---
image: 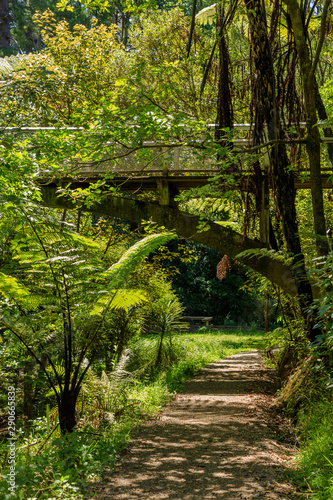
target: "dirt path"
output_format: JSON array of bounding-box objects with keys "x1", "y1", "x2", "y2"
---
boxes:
[{"x1": 90, "y1": 351, "x2": 298, "y2": 500}]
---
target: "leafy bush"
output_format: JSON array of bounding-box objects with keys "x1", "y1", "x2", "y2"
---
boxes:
[{"x1": 0, "y1": 427, "x2": 128, "y2": 500}]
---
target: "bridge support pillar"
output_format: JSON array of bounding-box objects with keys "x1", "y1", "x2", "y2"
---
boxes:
[{"x1": 157, "y1": 179, "x2": 178, "y2": 208}]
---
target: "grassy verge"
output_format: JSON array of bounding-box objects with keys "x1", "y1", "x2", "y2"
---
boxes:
[
  {"x1": 293, "y1": 399, "x2": 333, "y2": 499},
  {"x1": 0, "y1": 329, "x2": 265, "y2": 499},
  {"x1": 128, "y1": 329, "x2": 265, "y2": 394},
  {"x1": 275, "y1": 352, "x2": 333, "y2": 499}
]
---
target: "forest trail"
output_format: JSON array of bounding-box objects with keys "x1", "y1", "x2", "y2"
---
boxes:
[{"x1": 89, "y1": 351, "x2": 299, "y2": 500}]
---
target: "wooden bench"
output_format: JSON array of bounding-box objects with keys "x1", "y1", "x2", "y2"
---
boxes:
[{"x1": 181, "y1": 316, "x2": 213, "y2": 327}]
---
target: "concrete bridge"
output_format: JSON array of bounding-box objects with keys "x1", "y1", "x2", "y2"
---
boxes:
[{"x1": 5, "y1": 123, "x2": 331, "y2": 298}]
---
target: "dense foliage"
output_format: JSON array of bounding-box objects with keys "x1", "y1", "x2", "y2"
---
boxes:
[{"x1": 1, "y1": 0, "x2": 333, "y2": 498}]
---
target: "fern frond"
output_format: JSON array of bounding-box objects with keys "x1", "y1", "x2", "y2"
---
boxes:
[
  {"x1": 0, "y1": 272, "x2": 30, "y2": 302},
  {"x1": 46, "y1": 364, "x2": 65, "y2": 379},
  {"x1": 104, "y1": 233, "x2": 176, "y2": 287},
  {"x1": 82, "y1": 350, "x2": 135, "y2": 418},
  {"x1": 109, "y1": 349, "x2": 133, "y2": 381},
  {"x1": 0, "y1": 57, "x2": 14, "y2": 77},
  {"x1": 90, "y1": 288, "x2": 146, "y2": 316},
  {"x1": 196, "y1": 4, "x2": 217, "y2": 25},
  {"x1": 235, "y1": 248, "x2": 293, "y2": 265},
  {"x1": 45, "y1": 385, "x2": 64, "y2": 398},
  {"x1": 0, "y1": 54, "x2": 32, "y2": 78}
]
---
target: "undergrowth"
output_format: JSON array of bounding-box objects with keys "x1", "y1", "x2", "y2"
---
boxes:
[
  {"x1": 294, "y1": 399, "x2": 333, "y2": 499},
  {"x1": 276, "y1": 348, "x2": 333, "y2": 499},
  {"x1": 0, "y1": 329, "x2": 264, "y2": 499}
]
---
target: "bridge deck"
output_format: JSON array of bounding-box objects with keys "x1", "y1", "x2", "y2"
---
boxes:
[
  {"x1": 5, "y1": 124, "x2": 333, "y2": 191},
  {"x1": 42, "y1": 171, "x2": 333, "y2": 191}
]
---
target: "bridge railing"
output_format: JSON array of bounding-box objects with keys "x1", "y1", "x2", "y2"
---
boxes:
[{"x1": 2, "y1": 123, "x2": 332, "y2": 177}]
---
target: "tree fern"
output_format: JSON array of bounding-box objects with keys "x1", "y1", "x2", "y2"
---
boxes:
[{"x1": 0, "y1": 196, "x2": 176, "y2": 433}]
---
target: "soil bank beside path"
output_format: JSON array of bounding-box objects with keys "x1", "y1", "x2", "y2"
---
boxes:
[{"x1": 90, "y1": 350, "x2": 299, "y2": 500}]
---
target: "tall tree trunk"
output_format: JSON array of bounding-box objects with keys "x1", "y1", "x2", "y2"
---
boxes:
[
  {"x1": 244, "y1": 0, "x2": 315, "y2": 334},
  {"x1": 215, "y1": 9, "x2": 234, "y2": 175},
  {"x1": 283, "y1": 0, "x2": 330, "y2": 257},
  {"x1": 215, "y1": 32, "x2": 233, "y2": 136},
  {"x1": 315, "y1": 80, "x2": 333, "y2": 166},
  {"x1": 0, "y1": 0, "x2": 10, "y2": 50}
]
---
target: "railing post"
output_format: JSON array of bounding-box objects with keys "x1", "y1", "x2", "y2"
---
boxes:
[
  {"x1": 162, "y1": 147, "x2": 169, "y2": 176},
  {"x1": 173, "y1": 147, "x2": 180, "y2": 170}
]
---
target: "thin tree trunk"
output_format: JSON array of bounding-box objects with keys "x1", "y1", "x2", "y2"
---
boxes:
[
  {"x1": 0, "y1": 0, "x2": 10, "y2": 49},
  {"x1": 155, "y1": 329, "x2": 165, "y2": 367}
]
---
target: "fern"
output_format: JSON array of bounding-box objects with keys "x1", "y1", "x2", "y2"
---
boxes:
[
  {"x1": 88, "y1": 233, "x2": 176, "y2": 317},
  {"x1": 0, "y1": 54, "x2": 28, "y2": 78},
  {"x1": 0, "y1": 195, "x2": 177, "y2": 433},
  {"x1": 82, "y1": 350, "x2": 135, "y2": 423},
  {"x1": 235, "y1": 247, "x2": 294, "y2": 265},
  {"x1": 196, "y1": 4, "x2": 217, "y2": 25},
  {"x1": 0, "y1": 58, "x2": 14, "y2": 78},
  {"x1": 46, "y1": 364, "x2": 66, "y2": 379},
  {"x1": 104, "y1": 232, "x2": 177, "y2": 287},
  {"x1": 0, "y1": 272, "x2": 30, "y2": 301},
  {"x1": 11, "y1": 227, "x2": 101, "y2": 265},
  {"x1": 90, "y1": 289, "x2": 147, "y2": 316},
  {"x1": 0, "y1": 272, "x2": 43, "y2": 310}
]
